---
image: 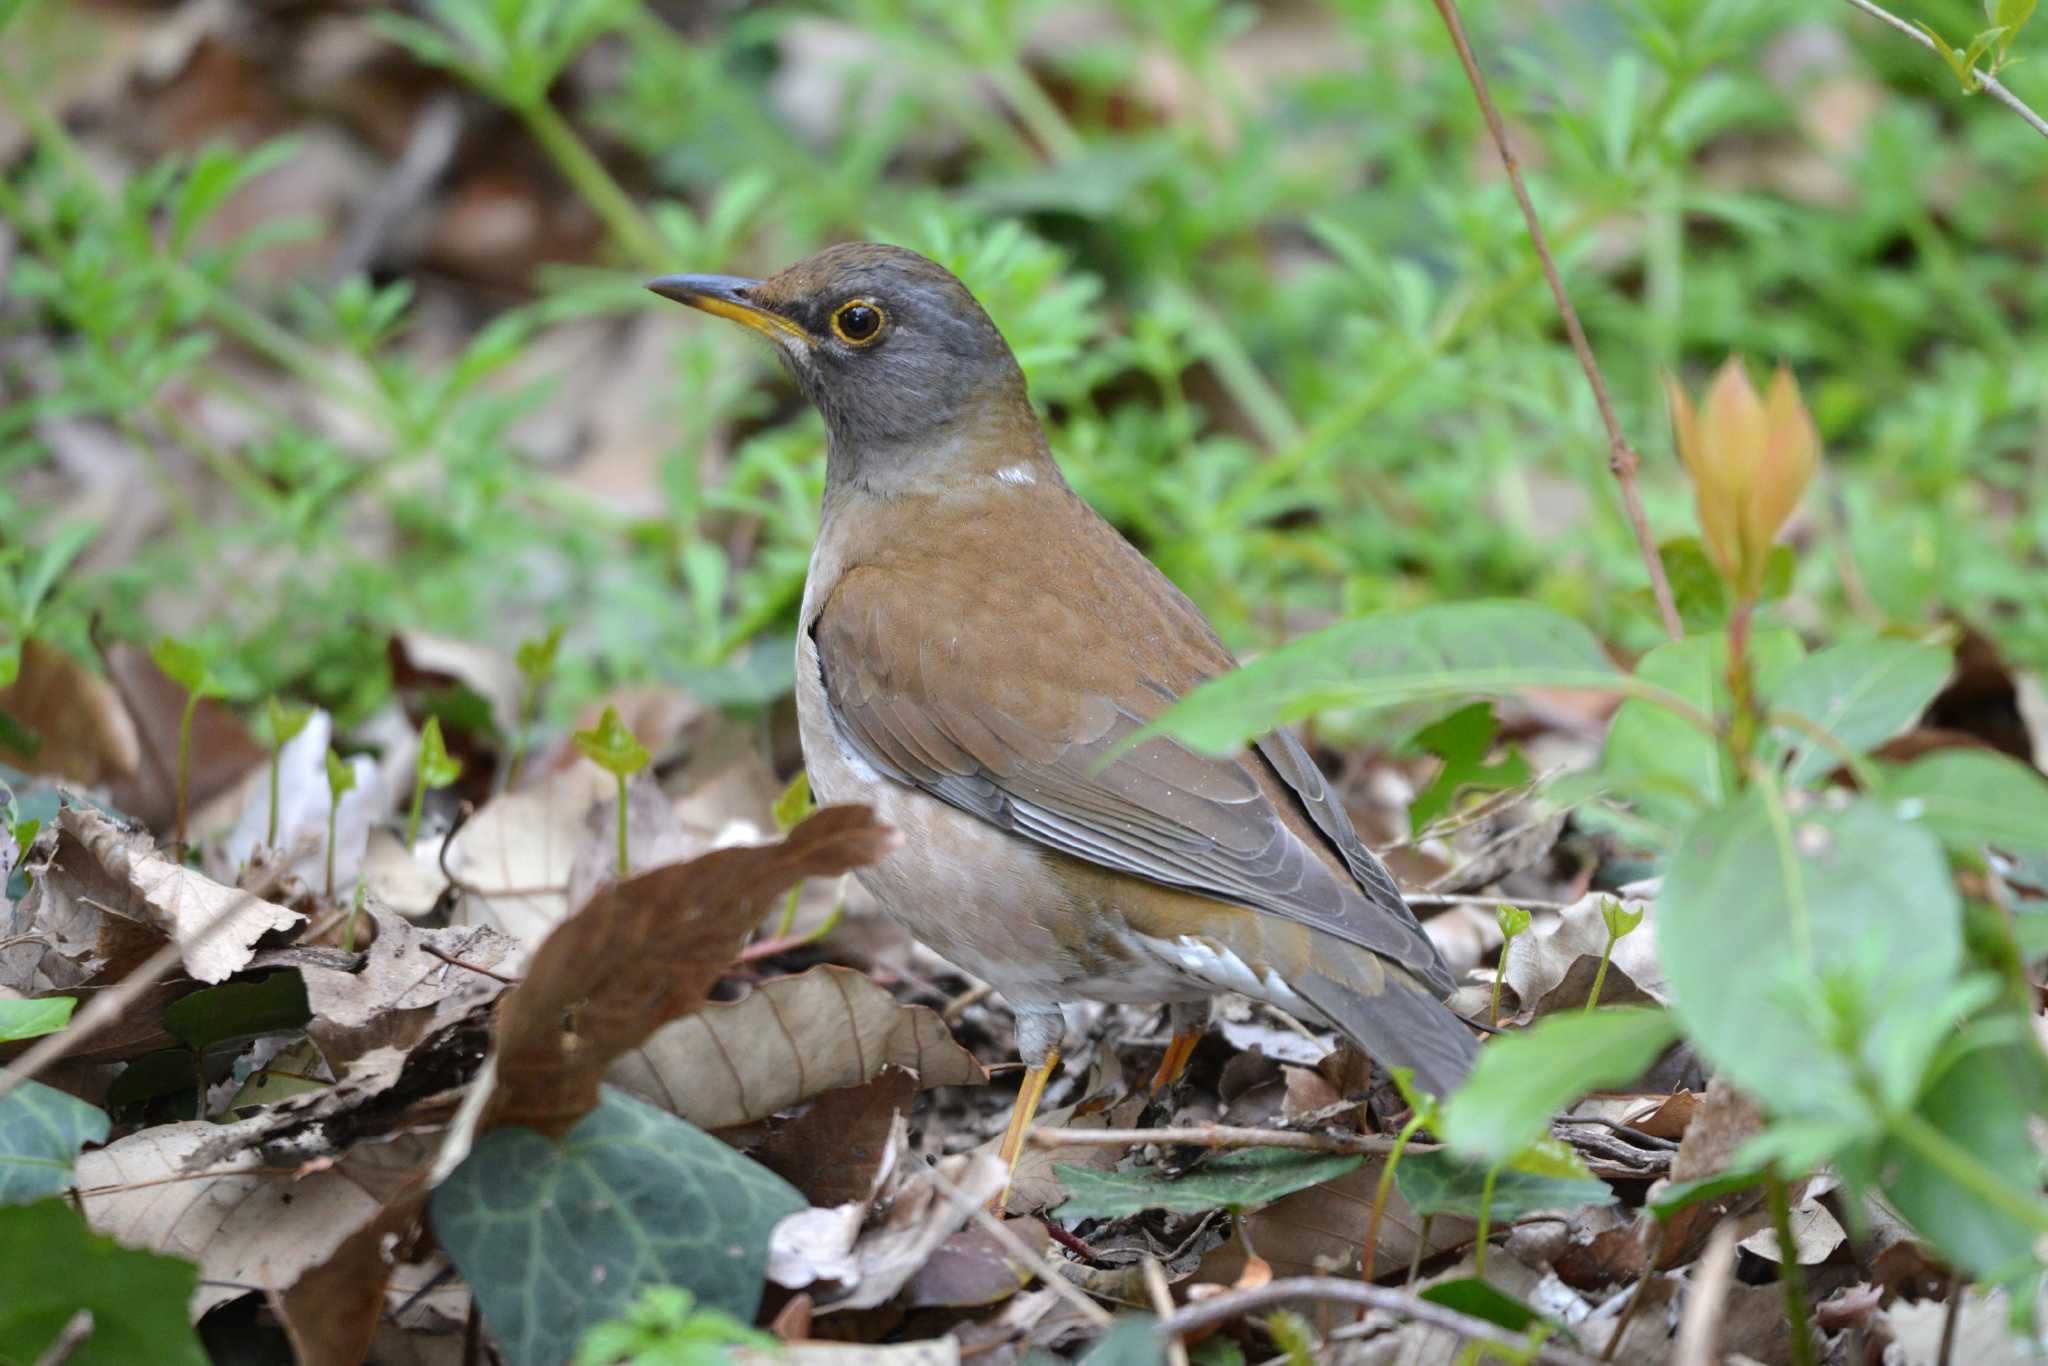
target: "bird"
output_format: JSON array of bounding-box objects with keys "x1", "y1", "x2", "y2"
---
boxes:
[{"x1": 649, "y1": 243, "x2": 1478, "y2": 1193}]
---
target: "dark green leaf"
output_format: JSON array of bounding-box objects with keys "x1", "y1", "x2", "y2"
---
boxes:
[
  {"x1": 0, "y1": 1082, "x2": 108, "y2": 1205},
  {"x1": 1660, "y1": 792, "x2": 1964, "y2": 1130},
  {"x1": 1418, "y1": 1277, "x2": 1545, "y2": 1333},
  {"x1": 1880, "y1": 749, "x2": 2048, "y2": 857},
  {"x1": 0, "y1": 997, "x2": 73, "y2": 1044},
  {"x1": 1649, "y1": 1169, "x2": 1767, "y2": 1222},
  {"x1": 1054, "y1": 1147, "x2": 1362, "y2": 1219},
  {"x1": 161, "y1": 971, "x2": 309, "y2": 1055},
  {"x1": 1405, "y1": 702, "x2": 1531, "y2": 833},
  {"x1": 1147, "y1": 602, "x2": 1631, "y2": 757},
  {"x1": 1441, "y1": 1008, "x2": 1678, "y2": 1163},
  {"x1": 1078, "y1": 1317, "x2": 1168, "y2": 1366},
  {"x1": 432, "y1": 1088, "x2": 806, "y2": 1366},
  {"x1": 1393, "y1": 1149, "x2": 1613, "y2": 1221},
  {"x1": 1765, "y1": 639, "x2": 1951, "y2": 785},
  {"x1": 0, "y1": 1200, "x2": 206, "y2": 1365}
]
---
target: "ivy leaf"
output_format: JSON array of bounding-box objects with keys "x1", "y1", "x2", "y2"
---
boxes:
[
  {"x1": 1405, "y1": 701, "x2": 1530, "y2": 834},
  {"x1": 0, "y1": 1082, "x2": 109, "y2": 1205},
  {"x1": 1393, "y1": 1148, "x2": 1613, "y2": 1221}
]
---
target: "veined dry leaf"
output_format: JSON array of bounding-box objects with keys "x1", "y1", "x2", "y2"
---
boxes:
[
  {"x1": 0, "y1": 639, "x2": 140, "y2": 785},
  {"x1": 295, "y1": 908, "x2": 516, "y2": 1068},
  {"x1": 609, "y1": 963, "x2": 985, "y2": 1129},
  {"x1": 443, "y1": 762, "x2": 610, "y2": 951},
  {"x1": 483, "y1": 805, "x2": 899, "y2": 1137},
  {"x1": 76, "y1": 1124, "x2": 426, "y2": 1318},
  {"x1": 754, "y1": 1065, "x2": 919, "y2": 1207},
  {"x1": 273, "y1": 1181, "x2": 430, "y2": 1366},
  {"x1": 29, "y1": 806, "x2": 301, "y2": 985}
]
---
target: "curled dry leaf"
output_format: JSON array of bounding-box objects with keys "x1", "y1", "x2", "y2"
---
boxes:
[
  {"x1": 484, "y1": 804, "x2": 900, "y2": 1137},
  {"x1": 1196, "y1": 1155, "x2": 1473, "y2": 1286},
  {"x1": 609, "y1": 963, "x2": 985, "y2": 1130},
  {"x1": 273, "y1": 1181, "x2": 430, "y2": 1366},
  {"x1": 443, "y1": 762, "x2": 610, "y2": 951},
  {"x1": 17, "y1": 806, "x2": 301, "y2": 987},
  {"x1": 294, "y1": 907, "x2": 517, "y2": 1068},
  {"x1": 75, "y1": 1123, "x2": 428, "y2": 1318}
]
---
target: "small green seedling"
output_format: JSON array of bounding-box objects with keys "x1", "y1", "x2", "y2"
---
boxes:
[
  {"x1": 1915, "y1": 0, "x2": 2035, "y2": 93},
  {"x1": 509, "y1": 625, "x2": 564, "y2": 787},
  {"x1": 1585, "y1": 899, "x2": 1646, "y2": 1013},
  {"x1": 405, "y1": 716, "x2": 463, "y2": 848},
  {"x1": 323, "y1": 748, "x2": 358, "y2": 903},
  {"x1": 1491, "y1": 903, "x2": 1531, "y2": 1027},
  {"x1": 152, "y1": 636, "x2": 223, "y2": 853},
  {"x1": 260, "y1": 696, "x2": 314, "y2": 849},
  {"x1": 1364, "y1": 1067, "x2": 1443, "y2": 1283},
  {"x1": 572, "y1": 705, "x2": 650, "y2": 877},
  {"x1": 769, "y1": 769, "x2": 815, "y2": 938}
]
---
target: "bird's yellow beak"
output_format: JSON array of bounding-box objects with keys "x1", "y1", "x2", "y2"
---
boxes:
[{"x1": 646, "y1": 273, "x2": 812, "y2": 345}]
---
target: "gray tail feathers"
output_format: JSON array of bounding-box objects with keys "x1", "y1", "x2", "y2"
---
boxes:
[{"x1": 1296, "y1": 965, "x2": 1481, "y2": 1099}]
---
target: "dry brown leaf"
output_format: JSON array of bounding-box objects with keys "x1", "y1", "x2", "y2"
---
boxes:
[
  {"x1": 443, "y1": 762, "x2": 610, "y2": 950},
  {"x1": 1500, "y1": 892, "x2": 1664, "y2": 1016},
  {"x1": 296, "y1": 909, "x2": 517, "y2": 1068},
  {"x1": 754, "y1": 1065, "x2": 920, "y2": 1207},
  {"x1": 609, "y1": 963, "x2": 985, "y2": 1130},
  {"x1": 901, "y1": 1221, "x2": 1044, "y2": 1309},
  {"x1": 0, "y1": 639, "x2": 140, "y2": 785},
  {"x1": 273, "y1": 1182, "x2": 429, "y2": 1366},
  {"x1": 1738, "y1": 1194, "x2": 1845, "y2": 1265},
  {"x1": 484, "y1": 805, "x2": 899, "y2": 1137},
  {"x1": 23, "y1": 805, "x2": 302, "y2": 985},
  {"x1": 388, "y1": 631, "x2": 522, "y2": 740},
  {"x1": 1198, "y1": 1156, "x2": 1473, "y2": 1285},
  {"x1": 101, "y1": 640, "x2": 266, "y2": 833},
  {"x1": 76, "y1": 1125, "x2": 425, "y2": 1318}
]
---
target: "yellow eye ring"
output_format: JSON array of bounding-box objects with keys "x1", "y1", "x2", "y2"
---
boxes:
[{"x1": 831, "y1": 299, "x2": 886, "y2": 345}]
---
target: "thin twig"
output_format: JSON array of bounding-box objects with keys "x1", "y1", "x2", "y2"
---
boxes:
[
  {"x1": 32, "y1": 1310, "x2": 93, "y2": 1366},
  {"x1": 923, "y1": 1161, "x2": 1116, "y2": 1329},
  {"x1": 1405, "y1": 891, "x2": 1577, "y2": 914},
  {"x1": 1157, "y1": 1276, "x2": 1599, "y2": 1365},
  {"x1": 1142, "y1": 1259, "x2": 1190, "y2": 1366},
  {"x1": 1025, "y1": 1125, "x2": 1427, "y2": 1155},
  {"x1": 1935, "y1": 1270, "x2": 1965, "y2": 1366},
  {"x1": 1428, "y1": 0, "x2": 1683, "y2": 641},
  {"x1": 1596, "y1": 1224, "x2": 1664, "y2": 1362},
  {"x1": 1836, "y1": 0, "x2": 2048, "y2": 141},
  {"x1": 418, "y1": 942, "x2": 521, "y2": 985}
]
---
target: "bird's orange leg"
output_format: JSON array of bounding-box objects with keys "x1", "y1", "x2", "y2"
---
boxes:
[
  {"x1": 1148, "y1": 1030, "x2": 1202, "y2": 1094},
  {"x1": 993, "y1": 1045, "x2": 1060, "y2": 1213}
]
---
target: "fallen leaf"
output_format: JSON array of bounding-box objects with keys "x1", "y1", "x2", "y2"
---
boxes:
[
  {"x1": 26, "y1": 805, "x2": 302, "y2": 985},
  {"x1": 76, "y1": 1123, "x2": 423, "y2": 1318},
  {"x1": 272, "y1": 1181, "x2": 429, "y2": 1366},
  {"x1": 1738, "y1": 1194, "x2": 1845, "y2": 1265},
  {"x1": 388, "y1": 631, "x2": 522, "y2": 741},
  {"x1": 443, "y1": 762, "x2": 610, "y2": 951},
  {"x1": 610, "y1": 963, "x2": 985, "y2": 1130},
  {"x1": 1198, "y1": 1156, "x2": 1474, "y2": 1284},
  {"x1": 294, "y1": 908, "x2": 517, "y2": 1068},
  {"x1": 484, "y1": 805, "x2": 899, "y2": 1137},
  {"x1": 1500, "y1": 892, "x2": 1664, "y2": 1016},
  {"x1": 0, "y1": 639, "x2": 140, "y2": 786},
  {"x1": 753, "y1": 1065, "x2": 919, "y2": 1207}
]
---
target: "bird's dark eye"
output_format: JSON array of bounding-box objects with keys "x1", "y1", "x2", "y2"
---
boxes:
[{"x1": 831, "y1": 299, "x2": 885, "y2": 344}]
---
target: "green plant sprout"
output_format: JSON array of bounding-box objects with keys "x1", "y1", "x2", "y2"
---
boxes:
[
  {"x1": 1584, "y1": 900, "x2": 1646, "y2": 1014},
  {"x1": 1491, "y1": 903, "x2": 1530, "y2": 1027},
  {"x1": 1916, "y1": 0, "x2": 2037, "y2": 93},
  {"x1": 150, "y1": 636, "x2": 223, "y2": 853},
  {"x1": 259, "y1": 696, "x2": 313, "y2": 848},
  {"x1": 571, "y1": 1285, "x2": 776, "y2": 1366},
  {"x1": 509, "y1": 625, "x2": 564, "y2": 787},
  {"x1": 768, "y1": 769, "x2": 814, "y2": 939},
  {"x1": 323, "y1": 748, "x2": 357, "y2": 903},
  {"x1": 1364, "y1": 1068, "x2": 1440, "y2": 1284},
  {"x1": 572, "y1": 705, "x2": 650, "y2": 878},
  {"x1": 405, "y1": 716, "x2": 463, "y2": 848}
]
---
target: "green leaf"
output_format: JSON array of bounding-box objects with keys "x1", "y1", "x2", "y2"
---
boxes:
[
  {"x1": 572, "y1": 705, "x2": 651, "y2": 778},
  {"x1": 261, "y1": 695, "x2": 313, "y2": 750},
  {"x1": 1649, "y1": 1168, "x2": 1767, "y2": 1222},
  {"x1": 1440, "y1": 1008, "x2": 1679, "y2": 1164},
  {"x1": 772, "y1": 769, "x2": 814, "y2": 834},
  {"x1": 149, "y1": 636, "x2": 213, "y2": 696},
  {"x1": 1660, "y1": 791, "x2": 1964, "y2": 1130},
  {"x1": 1496, "y1": 903, "x2": 1531, "y2": 940},
  {"x1": 1078, "y1": 1317, "x2": 1169, "y2": 1366},
  {"x1": 432, "y1": 1088, "x2": 806, "y2": 1366},
  {"x1": 0, "y1": 1200, "x2": 206, "y2": 1365},
  {"x1": 417, "y1": 716, "x2": 463, "y2": 789},
  {"x1": 1405, "y1": 702, "x2": 1531, "y2": 834},
  {"x1": 516, "y1": 625, "x2": 566, "y2": 683},
  {"x1": 161, "y1": 971, "x2": 309, "y2": 1056},
  {"x1": 571, "y1": 1286, "x2": 777, "y2": 1366},
  {"x1": 1418, "y1": 1277, "x2": 1546, "y2": 1334},
  {"x1": 16, "y1": 522, "x2": 96, "y2": 625},
  {"x1": 1393, "y1": 1149, "x2": 1613, "y2": 1221},
  {"x1": 0, "y1": 997, "x2": 74, "y2": 1044},
  {"x1": 0, "y1": 1082, "x2": 108, "y2": 1205},
  {"x1": 1994, "y1": 0, "x2": 2036, "y2": 33},
  {"x1": 1879, "y1": 749, "x2": 2048, "y2": 857},
  {"x1": 1599, "y1": 627, "x2": 1803, "y2": 825},
  {"x1": 324, "y1": 749, "x2": 357, "y2": 798},
  {"x1": 1147, "y1": 602, "x2": 1635, "y2": 757},
  {"x1": 1600, "y1": 899, "x2": 1645, "y2": 941},
  {"x1": 1053, "y1": 1147, "x2": 1362, "y2": 1219},
  {"x1": 1765, "y1": 639, "x2": 1951, "y2": 785},
  {"x1": 1656, "y1": 536, "x2": 1731, "y2": 631}
]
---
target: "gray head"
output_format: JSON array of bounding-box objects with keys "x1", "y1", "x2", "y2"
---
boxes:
[{"x1": 649, "y1": 244, "x2": 1035, "y2": 473}]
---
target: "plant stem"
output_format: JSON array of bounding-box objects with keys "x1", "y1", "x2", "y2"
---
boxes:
[
  {"x1": 1765, "y1": 1172, "x2": 1818, "y2": 1366},
  {"x1": 517, "y1": 95, "x2": 663, "y2": 266},
  {"x1": 1427, "y1": 0, "x2": 1683, "y2": 642},
  {"x1": 325, "y1": 796, "x2": 339, "y2": 903},
  {"x1": 174, "y1": 694, "x2": 198, "y2": 855},
  {"x1": 772, "y1": 886, "x2": 802, "y2": 940},
  {"x1": 267, "y1": 748, "x2": 282, "y2": 848},
  {"x1": 1364, "y1": 1112, "x2": 1429, "y2": 1282},
  {"x1": 343, "y1": 879, "x2": 366, "y2": 953},
  {"x1": 406, "y1": 764, "x2": 428, "y2": 849},
  {"x1": 614, "y1": 772, "x2": 629, "y2": 877},
  {"x1": 1836, "y1": 0, "x2": 2048, "y2": 141},
  {"x1": 1584, "y1": 931, "x2": 1616, "y2": 1013},
  {"x1": 1474, "y1": 1161, "x2": 1500, "y2": 1276},
  {"x1": 1726, "y1": 598, "x2": 1759, "y2": 782}
]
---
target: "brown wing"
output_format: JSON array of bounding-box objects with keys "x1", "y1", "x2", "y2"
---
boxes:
[{"x1": 808, "y1": 508, "x2": 1453, "y2": 998}]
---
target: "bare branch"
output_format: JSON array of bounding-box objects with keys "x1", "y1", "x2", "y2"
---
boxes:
[
  {"x1": 1428, "y1": 0, "x2": 1685, "y2": 641},
  {"x1": 1025, "y1": 1124, "x2": 1428, "y2": 1155}
]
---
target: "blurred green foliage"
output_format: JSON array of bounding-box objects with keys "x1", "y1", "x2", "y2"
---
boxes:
[{"x1": 1, "y1": 0, "x2": 2044, "y2": 729}]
